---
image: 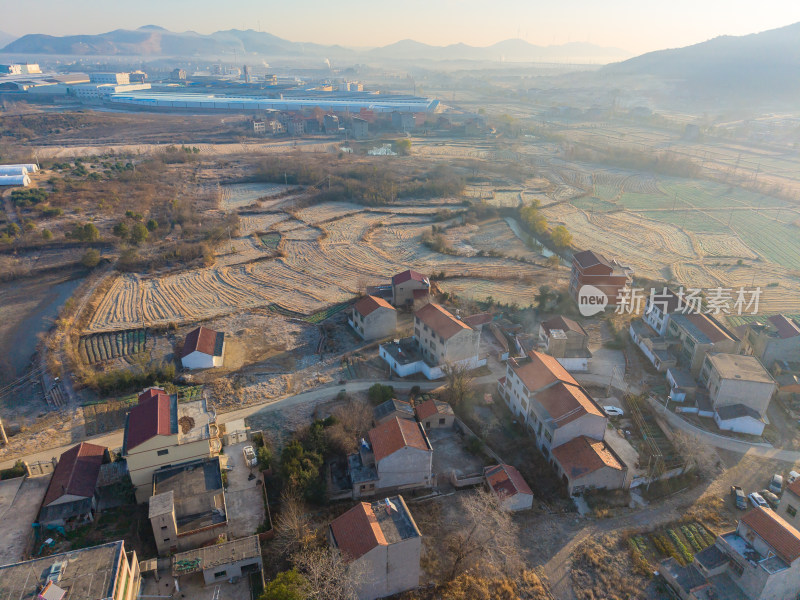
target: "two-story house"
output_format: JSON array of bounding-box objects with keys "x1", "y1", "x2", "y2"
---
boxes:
[
  {"x1": 700, "y1": 353, "x2": 777, "y2": 419},
  {"x1": 123, "y1": 387, "x2": 221, "y2": 503},
  {"x1": 538, "y1": 315, "x2": 592, "y2": 371},
  {"x1": 414, "y1": 303, "x2": 481, "y2": 367},
  {"x1": 329, "y1": 496, "x2": 422, "y2": 600},
  {"x1": 663, "y1": 506, "x2": 800, "y2": 600},
  {"x1": 741, "y1": 315, "x2": 800, "y2": 369},
  {"x1": 568, "y1": 249, "x2": 633, "y2": 306},
  {"x1": 379, "y1": 303, "x2": 485, "y2": 379},
  {"x1": 391, "y1": 270, "x2": 430, "y2": 307},
  {"x1": 498, "y1": 350, "x2": 626, "y2": 494},
  {"x1": 349, "y1": 295, "x2": 397, "y2": 341},
  {"x1": 500, "y1": 351, "x2": 607, "y2": 455},
  {"x1": 347, "y1": 417, "x2": 433, "y2": 498},
  {"x1": 668, "y1": 312, "x2": 741, "y2": 377}
]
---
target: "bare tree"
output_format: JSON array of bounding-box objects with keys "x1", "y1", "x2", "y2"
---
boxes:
[
  {"x1": 274, "y1": 488, "x2": 315, "y2": 557},
  {"x1": 442, "y1": 361, "x2": 474, "y2": 407},
  {"x1": 671, "y1": 430, "x2": 722, "y2": 478},
  {"x1": 444, "y1": 488, "x2": 522, "y2": 581},
  {"x1": 292, "y1": 545, "x2": 365, "y2": 600}
]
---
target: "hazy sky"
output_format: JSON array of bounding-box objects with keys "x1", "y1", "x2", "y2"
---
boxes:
[{"x1": 5, "y1": 0, "x2": 800, "y2": 54}]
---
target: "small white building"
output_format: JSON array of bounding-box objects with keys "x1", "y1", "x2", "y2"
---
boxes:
[
  {"x1": 714, "y1": 404, "x2": 765, "y2": 436},
  {"x1": 181, "y1": 326, "x2": 225, "y2": 369},
  {"x1": 484, "y1": 464, "x2": 534, "y2": 511}
]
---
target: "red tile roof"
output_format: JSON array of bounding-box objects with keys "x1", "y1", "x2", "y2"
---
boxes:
[
  {"x1": 552, "y1": 436, "x2": 624, "y2": 480},
  {"x1": 511, "y1": 350, "x2": 578, "y2": 392},
  {"x1": 125, "y1": 388, "x2": 173, "y2": 451},
  {"x1": 572, "y1": 250, "x2": 611, "y2": 270},
  {"x1": 769, "y1": 315, "x2": 800, "y2": 339},
  {"x1": 43, "y1": 442, "x2": 106, "y2": 506},
  {"x1": 686, "y1": 313, "x2": 734, "y2": 343},
  {"x1": 392, "y1": 269, "x2": 428, "y2": 285},
  {"x1": 537, "y1": 382, "x2": 604, "y2": 425},
  {"x1": 741, "y1": 506, "x2": 800, "y2": 563},
  {"x1": 354, "y1": 295, "x2": 394, "y2": 317},
  {"x1": 415, "y1": 303, "x2": 472, "y2": 340},
  {"x1": 541, "y1": 315, "x2": 587, "y2": 337},
  {"x1": 464, "y1": 313, "x2": 493, "y2": 329},
  {"x1": 485, "y1": 464, "x2": 533, "y2": 498},
  {"x1": 182, "y1": 326, "x2": 223, "y2": 358},
  {"x1": 330, "y1": 502, "x2": 385, "y2": 560},
  {"x1": 414, "y1": 399, "x2": 454, "y2": 421},
  {"x1": 369, "y1": 417, "x2": 430, "y2": 462}
]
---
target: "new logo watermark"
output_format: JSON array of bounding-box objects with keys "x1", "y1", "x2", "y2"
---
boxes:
[{"x1": 577, "y1": 285, "x2": 608, "y2": 317}]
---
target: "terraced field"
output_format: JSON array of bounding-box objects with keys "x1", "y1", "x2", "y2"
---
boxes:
[
  {"x1": 79, "y1": 329, "x2": 147, "y2": 364},
  {"x1": 86, "y1": 200, "x2": 559, "y2": 332}
]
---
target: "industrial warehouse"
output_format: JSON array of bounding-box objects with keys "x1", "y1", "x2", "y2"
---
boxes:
[{"x1": 107, "y1": 91, "x2": 439, "y2": 113}]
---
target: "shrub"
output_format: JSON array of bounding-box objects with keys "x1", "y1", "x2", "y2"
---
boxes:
[
  {"x1": 367, "y1": 383, "x2": 394, "y2": 405},
  {"x1": 41, "y1": 228, "x2": 53, "y2": 240},
  {"x1": 0, "y1": 460, "x2": 25, "y2": 480},
  {"x1": 81, "y1": 249, "x2": 101, "y2": 268}
]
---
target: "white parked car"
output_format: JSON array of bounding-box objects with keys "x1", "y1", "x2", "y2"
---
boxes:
[
  {"x1": 242, "y1": 445, "x2": 257, "y2": 468},
  {"x1": 604, "y1": 406, "x2": 624, "y2": 417},
  {"x1": 749, "y1": 492, "x2": 769, "y2": 508}
]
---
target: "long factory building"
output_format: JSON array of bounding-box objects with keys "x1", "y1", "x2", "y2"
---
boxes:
[{"x1": 108, "y1": 91, "x2": 440, "y2": 114}]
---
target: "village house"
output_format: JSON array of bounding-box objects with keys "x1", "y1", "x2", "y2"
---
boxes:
[
  {"x1": 568, "y1": 249, "x2": 633, "y2": 306},
  {"x1": 148, "y1": 457, "x2": 227, "y2": 555},
  {"x1": 170, "y1": 535, "x2": 263, "y2": 587},
  {"x1": 391, "y1": 270, "x2": 430, "y2": 307},
  {"x1": 741, "y1": 315, "x2": 800, "y2": 368},
  {"x1": 714, "y1": 404, "x2": 766, "y2": 436},
  {"x1": 414, "y1": 398, "x2": 455, "y2": 430},
  {"x1": 629, "y1": 319, "x2": 678, "y2": 373},
  {"x1": 499, "y1": 351, "x2": 607, "y2": 457},
  {"x1": 37, "y1": 442, "x2": 109, "y2": 528},
  {"x1": 347, "y1": 417, "x2": 433, "y2": 498},
  {"x1": 538, "y1": 315, "x2": 592, "y2": 371},
  {"x1": 643, "y1": 287, "x2": 685, "y2": 336},
  {"x1": 484, "y1": 463, "x2": 534, "y2": 511},
  {"x1": 551, "y1": 435, "x2": 628, "y2": 495},
  {"x1": 328, "y1": 496, "x2": 422, "y2": 600},
  {"x1": 0, "y1": 540, "x2": 141, "y2": 600},
  {"x1": 181, "y1": 326, "x2": 225, "y2": 369},
  {"x1": 668, "y1": 312, "x2": 741, "y2": 377},
  {"x1": 373, "y1": 398, "x2": 415, "y2": 425},
  {"x1": 379, "y1": 303, "x2": 485, "y2": 380},
  {"x1": 349, "y1": 295, "x2": 397, "y2": 341},
  {"x1": 662, "y1": 506, "x2": 800, "y2": 600},
  {"x1": 498, "y1": 350, "x2": 627, "y2": 494},
  {"x1": 700, "y1": 353, "x2": 777, "y2": 419},
  {"x1": 123, "y1": 387, "x2": 221, "y2": 503}
]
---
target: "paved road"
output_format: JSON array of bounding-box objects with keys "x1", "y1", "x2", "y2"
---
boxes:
[
  {"x1": 0, "y1": 378, "x2": 447, "y2": 470},
  {"x1": 645, "y1": 395, "x2": 800, "y2": 462}
]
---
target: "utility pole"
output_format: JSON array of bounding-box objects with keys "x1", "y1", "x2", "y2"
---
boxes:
[{"x1": 0, "y1": 417, "x2": 8, "y2": 446}]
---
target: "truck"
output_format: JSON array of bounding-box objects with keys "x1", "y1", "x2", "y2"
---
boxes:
[{"x1": 731, "y1": 485, "x2": 747, "y2": 510}]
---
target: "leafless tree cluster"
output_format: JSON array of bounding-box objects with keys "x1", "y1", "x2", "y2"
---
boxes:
[
  {"x1": 671, "y1": 430, "x2": 722, "y2": 478},
  {"x1": 442, "y1": 362, "x2": 474, "y2": 407},
  {"x1": 274, "y1": 489, "x2": 366, "y2": 599},
  {"x1": 443, "y1": 488, "x2": 523, "y2": 581}
]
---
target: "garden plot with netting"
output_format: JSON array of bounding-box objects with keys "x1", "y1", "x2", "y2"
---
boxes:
[{"x1": 79, "y1": 329, "x2": 148, "y2": 364}]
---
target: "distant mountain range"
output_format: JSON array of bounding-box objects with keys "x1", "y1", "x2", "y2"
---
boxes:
[
  {"x1": 1, "y1": 26, "x2": 630, "y2": 63},
  {"x1": 0, "y1": 31, "x2": 17, "y2": 48},
  {"x1": 601, "y1": 22, "x2": 800, "y2": 99}
]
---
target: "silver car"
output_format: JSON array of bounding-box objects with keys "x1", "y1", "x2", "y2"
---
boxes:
[{"x1": 242, "y1": 445, "x2": 257, "y2": 467}]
